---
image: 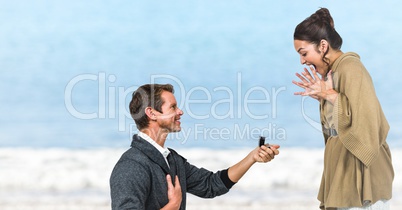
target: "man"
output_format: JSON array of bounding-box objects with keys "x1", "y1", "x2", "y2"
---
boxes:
[{"x1": 110, "y1": 84, "x2": 280, "y2": 210}]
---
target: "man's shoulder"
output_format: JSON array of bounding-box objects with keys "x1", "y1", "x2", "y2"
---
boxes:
[
  {"x1": 119, "y1": 147, "x2": 149, "y2": 163},
  {"x1": 168, "y1": 148, "x2": 187, "y2": 162},
  {"x1": 111, "y1": 147, "x2": 152, "y2": 176}
]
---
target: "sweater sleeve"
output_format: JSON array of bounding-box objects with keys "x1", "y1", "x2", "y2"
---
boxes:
[
  {"x1": 110, "y1": 157, "x2": 150, "y2": 210},
  {"x1": 333, "y1": 55, "x2": 389, "y2": 167},
  {"x1": 219, "y1": 168, "x2": 236, "y2": 189},
  {"x1": 184, "y1": 161, "x2": 231, "y2": 198}
]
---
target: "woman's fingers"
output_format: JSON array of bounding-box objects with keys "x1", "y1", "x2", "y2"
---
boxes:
[
  {"x1": 310, "y1": 67, "x2": 321, "y2": 81},
  {"x1": 295, "y1": 72, "x2": 310, "y2": 85}
]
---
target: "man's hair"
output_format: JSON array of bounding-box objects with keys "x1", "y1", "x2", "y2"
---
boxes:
[{"x1": 129, "y1": 84, "x2": 174, "y2": 130}]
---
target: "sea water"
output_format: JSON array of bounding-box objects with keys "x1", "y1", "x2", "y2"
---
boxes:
[
  {"x1": 1, "y1": 0, "x2": 401, "y2": 149},
  {"x1": 0, "y1": 0, "x2": 401, "y2": 209}
]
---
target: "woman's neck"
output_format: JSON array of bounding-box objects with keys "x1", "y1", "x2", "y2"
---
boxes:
[{"x1": 328, "y1": 50, "x2": 343, "y2": 66}]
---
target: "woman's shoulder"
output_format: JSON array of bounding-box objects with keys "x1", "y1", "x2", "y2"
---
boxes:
[
  {"x1": 333, "y1": 52, "x2": 366, "y2": 74},
  {"x1": 336, "y1": 52, "x2": 361, "y2": 66}
]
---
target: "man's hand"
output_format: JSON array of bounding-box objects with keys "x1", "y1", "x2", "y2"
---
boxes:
[
  {"x1": 227, "y1": 144, "x2": 280, "y2": 183},
  {"x1": 254, "y1": 144, "x2": 280, "y2": 163},
  {"x1": 161, "y1": 175, "x2": 182, "y2": 210}
]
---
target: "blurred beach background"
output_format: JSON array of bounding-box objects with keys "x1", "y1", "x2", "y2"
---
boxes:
[{"x1": 1, "y1": 0, "x2": 401, "y2": 209}]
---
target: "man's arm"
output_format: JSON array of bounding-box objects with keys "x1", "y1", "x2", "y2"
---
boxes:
[
  {"x1": 228, "y1": 145, "x2": 280, "y2": 182},
  {"x1": 184, "y1": 145, "x2": 279, "y2": 198},
  {"x1": 110, "y1": 160, "x2": 150, "y2": 210}
]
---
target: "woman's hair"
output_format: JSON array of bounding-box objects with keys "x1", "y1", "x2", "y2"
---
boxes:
[
  {"x1": 294, "y1": 8, "x2": 343, "y2": 66},
  {"x1": 129, "y1": 84, "x2": 174, "y2": 130}
]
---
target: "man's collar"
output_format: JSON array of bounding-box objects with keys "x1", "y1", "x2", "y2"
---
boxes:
[{"x1": 138, "y1": 131, "x2": 170, "y2": 158}]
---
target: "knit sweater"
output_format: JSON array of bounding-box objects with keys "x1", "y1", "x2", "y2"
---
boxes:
[
  {"x1": 110, "y1": 135, "x2": 231, "y2": 210},
  {"x1": 318, "y1": 52, "x2": 394, "y2": 209}
]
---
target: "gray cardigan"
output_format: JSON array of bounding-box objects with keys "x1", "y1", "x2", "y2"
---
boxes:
[{"x1": 110, "y1": 134, "x2": 231, "y2": 209}]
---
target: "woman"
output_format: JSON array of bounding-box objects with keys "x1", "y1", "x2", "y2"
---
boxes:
[{"x1": 292, "y1": 8, "x2": 394, "y2": 210}]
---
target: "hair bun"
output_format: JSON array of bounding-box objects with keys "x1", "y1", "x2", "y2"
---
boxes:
[
  {"x1": 313, "y1": 8, "x2": 335, "y2": 29},
  {"x1": 293, "y1": 7, "x2": 343, "y2": 51}
]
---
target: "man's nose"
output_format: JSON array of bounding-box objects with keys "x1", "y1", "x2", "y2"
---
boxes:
[{"x1": 177, "y1": 108, "x2": 183, "y2": 115}]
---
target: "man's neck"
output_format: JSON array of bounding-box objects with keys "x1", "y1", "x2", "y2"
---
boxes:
[{"x1": 140, "y1": 128, "x2": 168, "y2": 147}]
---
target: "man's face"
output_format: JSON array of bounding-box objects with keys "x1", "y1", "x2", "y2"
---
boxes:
[{"x1": 155, "y1": 91, "x2": 183, "y2": 133}]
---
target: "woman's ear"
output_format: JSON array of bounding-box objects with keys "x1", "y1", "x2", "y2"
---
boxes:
[{"x1": 319, "y1": 39, "x2": 329, "y2": 54}]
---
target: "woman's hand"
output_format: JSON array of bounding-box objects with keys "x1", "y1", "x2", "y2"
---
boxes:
[{"x1": 292, "y1": 66, "x2": 337, "y2": 104}]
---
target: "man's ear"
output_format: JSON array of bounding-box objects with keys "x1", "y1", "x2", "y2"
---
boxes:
[
  {"x1": 319, "y1": 39, "x2": 329, "y2": 53},
  {"x1": 145, "y1": 107, "x2": 156, "y2": 121}
]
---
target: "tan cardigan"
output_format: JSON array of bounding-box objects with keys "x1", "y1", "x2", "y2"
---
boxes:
[{"x1": 318, "y1": 52, "x2": 394, "y2": 209}]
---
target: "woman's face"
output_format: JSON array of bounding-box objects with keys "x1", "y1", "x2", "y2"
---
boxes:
[{"x1": 294, "y1": 40, "x2": 328, "y2": 77}]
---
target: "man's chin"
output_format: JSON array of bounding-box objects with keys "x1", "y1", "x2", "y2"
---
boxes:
[
  {"x1": 169, "y1": 127, "x2": 181, "y2": 133},
  {"x1": 172, "y1": 128, "x2": 181, "y2": 133}
]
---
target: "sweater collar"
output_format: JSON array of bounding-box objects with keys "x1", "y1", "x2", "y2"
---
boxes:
[
  {"x1": 330, "y1": 52, "x2": 360, "y2": 73},
  {"x1": 138, "y1": 131, "x2": 170, "y2": 159},
  {"x1": 131, "y1": 134, "x2": 170, "y2": 174}
]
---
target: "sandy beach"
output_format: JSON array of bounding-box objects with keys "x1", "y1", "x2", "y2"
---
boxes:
[{"x1": 1, "y1": 147, "x2": 401, "y2": 210}]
